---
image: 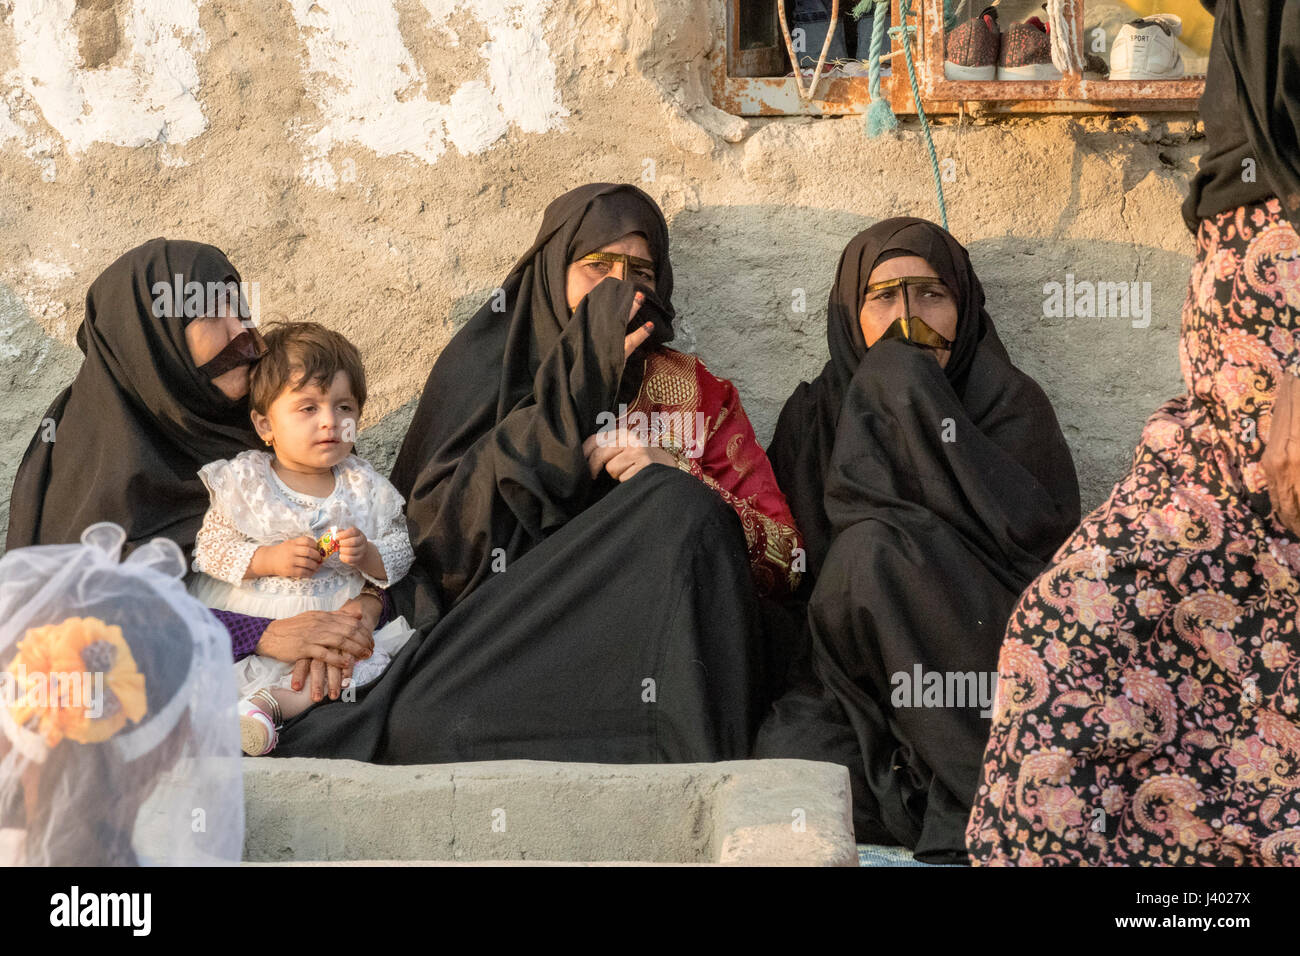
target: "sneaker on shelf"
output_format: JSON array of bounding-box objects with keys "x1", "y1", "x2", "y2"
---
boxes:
[
  {"x1": 1110, "y1": 14, "x2": 1183, "y2": 80},
  {"x1": 998, "y1": 14, "x2": 1060, "y2": 80},
  {"x1": 239, "y1": 698, "x2": 278, "y2": 756},
  {"x1": 944, "y1": 5, "x2": 1000, "y2": 80}
]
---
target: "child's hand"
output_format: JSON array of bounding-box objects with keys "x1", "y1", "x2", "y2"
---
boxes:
[
  {"x1": 334, "y1": 526, "x2": 371, "y2": 567},
  {"x1": 252, "y1": 537, "x2": 324, "y2": 579}
]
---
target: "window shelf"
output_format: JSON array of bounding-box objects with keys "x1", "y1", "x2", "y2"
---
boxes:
[{"x1": 713, "y1": 0, "x2": 1206, "y2": 117}]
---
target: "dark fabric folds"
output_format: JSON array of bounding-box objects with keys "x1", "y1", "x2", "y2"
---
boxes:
[
  {"x1": 280, "y1": 183, "x2": 766, "y2": 764},
  {"x1": 275, "y1": 464, "x2": 762, "y2": 763},
  {"x1": 766, "y1": 218, "x2": 991, "y2": 584},
  {"x1": 756, "y1": 218, "x2": 1080, "y2": 863},
  {"x1": 1217, "y1": 0, "x2": 1300, "y2": 232},
  {"x1": 389, "y1": 183, "x2": 676, "y2": 623},
  {"x1": 4, "y1": 238, "x2": 262, "y2": 559},
  {"x1": 1184, "y1": 1, "x2": 1300, "y2": 233}
]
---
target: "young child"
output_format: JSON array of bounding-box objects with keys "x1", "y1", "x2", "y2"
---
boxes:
[{"x1": 189, "y1": 322, "x2": 415, "y2": 756}]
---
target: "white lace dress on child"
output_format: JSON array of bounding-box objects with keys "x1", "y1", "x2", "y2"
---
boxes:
[{"x1": 188, "y1": 449, "x2": 416, "y2": 696}]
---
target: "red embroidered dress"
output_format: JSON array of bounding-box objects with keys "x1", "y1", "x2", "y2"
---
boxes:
[{"x1": 625, "y1": 348, "x2": 803, "y2": 597}]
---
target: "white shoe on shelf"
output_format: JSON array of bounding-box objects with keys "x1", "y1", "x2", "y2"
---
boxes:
[{"x1": 1110, "y1": 14, "x2": 1184, "y2": 81}]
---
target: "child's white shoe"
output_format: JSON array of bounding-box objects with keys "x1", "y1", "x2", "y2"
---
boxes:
[{"x1": 238, "y1": 698, "x2": 278, "y2": 756}]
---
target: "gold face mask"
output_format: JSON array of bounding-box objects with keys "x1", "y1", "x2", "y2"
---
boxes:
[
  {"x1": 575, "y1": 251, "x2": 656, "y2": 284},
  {"x1": 863, "y1": 276, "x2": 955, "y2": 352}
]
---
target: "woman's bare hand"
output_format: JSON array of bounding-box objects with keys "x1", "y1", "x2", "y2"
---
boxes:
[
  {"x1": 623, "y1": 291, "x2": 651, "y2": 362},
  {"x1": 339, "y1": 592, "x2": 384, "y2": 632},
  {"x1": 294, "y1": 658, "x2": 352, "y2": 704},
  {"x1": 583, "y1": 425, "x2": 676, "y2": 482},
  {"x1": 256, "y1": 608, "x2": 374, "y2": 669},
  {"x1": 1264, "y1": 371, "x2": 1300, "y2": 534}
]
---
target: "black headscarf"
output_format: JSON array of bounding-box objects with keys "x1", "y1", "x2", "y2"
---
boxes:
[
  {"x1": 759, "y1": 219, "x2": 1080, "y2": 860},
  {"x1": 1216, "y1": 0, "x2": 1300, "y2": 232},
  {"x1": 5, "y1": 238, "x2": 262, "y2": 558},
  {"x1": 390, "y1": 183, "x2": 676, "y2": 614},
  {"x1": 767, "y1": 217, "x2": 1079, "y2": 585}
]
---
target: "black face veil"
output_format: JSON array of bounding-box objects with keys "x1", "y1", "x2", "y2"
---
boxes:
[
  {"x1": 758, "y1": 218, "x2": 1081, "y2": 860},
  {"x1": 274, "y1": 185, "x2": 775, "y2": 766},
  {"x1": 769, "y1": 218, "x2": 1001, "y2": 582},
  {"x1": 824, "y1": 217, "x2": 990, "y2": 401},
  {"x1": 389, "y1": 183, "x2": 679, "y2": 616},
  {"x1": 5, "y1": 238, "x2": 263, "y2": 558}
]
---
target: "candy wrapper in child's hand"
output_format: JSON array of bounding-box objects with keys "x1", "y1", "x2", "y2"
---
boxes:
[{"x1": 316, "y1": 528, "x2": 339, "y2": 558}]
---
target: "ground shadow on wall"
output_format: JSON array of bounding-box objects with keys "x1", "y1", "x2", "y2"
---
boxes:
[
  {"x1": 0, "y1": 280, "x2": 495, "y2": 554},
  {"x1": 353, "y1": 284, "x2": 503, "y2": 477},
  {"x1": 0, "y1": 282, "x2": 83, "y2": 556},
  {"x1": 364, "y1": 216, "x2": 1193, "y2": 517},
  {"x1": 667, "y1": 203, "x2": 1195, "y2": 514},
  {"x1": 0, "y1": 223, "x2": 1198, "y2": 563}
]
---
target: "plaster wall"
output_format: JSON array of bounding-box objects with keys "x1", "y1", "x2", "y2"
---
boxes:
[{"x1": 0, "y1": 0, "x2": 1203, "y2": 541}]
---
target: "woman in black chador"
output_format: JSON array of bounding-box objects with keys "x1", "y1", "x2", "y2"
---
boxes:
[
  {"x1": 275, "y1": 183, "x2": 801, "y2": 763},
  {"x1": 4, "y1": 239, "x2": 381, "y2": 689},
  {"x1": 756, "y1": 218, "x2": 1081, "y2": 863}
]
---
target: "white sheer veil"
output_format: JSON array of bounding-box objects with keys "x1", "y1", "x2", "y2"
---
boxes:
[{"x1": 0, "y1": 522, "x2": 243, "y2": 865}]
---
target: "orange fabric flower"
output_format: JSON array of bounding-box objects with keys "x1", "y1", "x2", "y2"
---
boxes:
[{"x1": 6, "y1": 616, "x2": 147, "y2": 748}]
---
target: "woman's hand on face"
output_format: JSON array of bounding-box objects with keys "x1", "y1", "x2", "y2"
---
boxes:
[
  {"x1": 623, "y1": 292, "x2": 651, "y2": 364},
  {"x1": 1264, "y1": 371, "x2": 1300, "y2": 534},
  {"x1": 583, "y1": 426, "x2": 677, "y2": 481}
]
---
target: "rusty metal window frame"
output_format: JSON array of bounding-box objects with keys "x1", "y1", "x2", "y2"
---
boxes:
[{"x1": 713, "y1": 0, "x2": 1205, "y2": 116}]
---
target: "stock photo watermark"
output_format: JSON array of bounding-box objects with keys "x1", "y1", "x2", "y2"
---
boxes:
[
  {"x1": 49, "y1": 886, "x2": 151, "y2": 936},
  {"x1": 593, "y1": 406, "x2": 709, "y2": 459},
  {"x1": 0, "y1": 664, "x2": 105, "y2": 719},
  {"x1": 151, "y1": 275, "x2": 260, "y2": 323},
  {"x1": 1042, "y1": 274, "x2": 1151, "y2": 328},
  {"x1": 890, "y1": 664, "x2": 997, "y2": 718}
]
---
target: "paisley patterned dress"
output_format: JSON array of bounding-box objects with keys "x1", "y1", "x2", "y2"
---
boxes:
[{"x1": 967, "y1": 198, "x2": 1300, "y2": 866}]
